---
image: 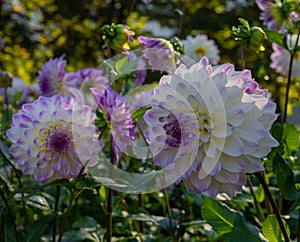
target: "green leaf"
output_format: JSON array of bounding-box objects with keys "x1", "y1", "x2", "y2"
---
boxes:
[
  {"x1": 201, "y1": 195, "x2": 262, "y2": 242},
  {"x1": 115, "y1": 55, "x2": 129, "y2": 73},
  {"x1": 265, "y1": 30, "x2": 286, "y2": 49},
  {"x1": 238, "y1": 18, "x2": 250, "y2": 31},
  {"x1": 99, "y1": 185, "x2": 106, "y2": 201},
  {"x1": 132, "y1": 107, "x2": 151, "y2": 120},
  {"x1": 262, "y1": 215, "x2": 290, "y2": 242},
  {"x1": 126, "y1": 213, "x2": 177, "y2": 232},
  {"x1": 288, "y1": 193, "x2": 300, "y2": 212},
  {"x1": 282, "y1": 123, "x2": 299, "y2": 158},
  {"x1": 26, "y1": 195, "x2": 51, "y2": 210},
  {"x1": 273, "y1": 153, "x2": 298, "y2": 200},
  {"x1": 26, "y1": 214, "x2": 55, "y2": 242}
]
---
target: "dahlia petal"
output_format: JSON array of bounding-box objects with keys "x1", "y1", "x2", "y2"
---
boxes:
[
  {"x1": 235, "y1": 118, "x2": 268, "y2": 142},
  {"x1": 243, "y1": 155, "x2": 264, "y2": 173},
  {"x1": 217, "y1": 135, "x2": 244, "y2": 157},
  {"x1": 212, "y1": 121, "x2": 233, "y2": 137},
  {"x1": 214, "y1": 169, "x2": 240, "y2": 184},
  {"x1": 220, "y1": 155, "x2": 245, "y2": 173}
]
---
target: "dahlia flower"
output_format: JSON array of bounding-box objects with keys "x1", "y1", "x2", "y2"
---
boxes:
[
  {"x1": 144, "y1": 57, "x2": 278, "y2": 198},
  {"x1": 138, "y1": 36, "x2": 177, "y2": 72},
  {"x1": 38, "y1": 55, "x2": 67, "y2": 97},
  {"x1": 64, "y1": 68, "x2": 109, "y2": 109},
  {"x1": 270, "y1": 35, "x2": 300, "y2": 77},
  {"x1": 0, "y1": 75, "x2": 39, "y2": 105},
  {"x1": 0, "y1": 37, "x2": 5, "y2": 50},
  {"x1": 256, "y1": 0, "x2": 299, "y2": 33},
  {"x1": 127, "y1": 52, "x2": 147, "y2": 88},
  {"x1": 183, "y1": 34, "x2": 220, "y2": 64},
  {"x1": 91, "y1": 87, "x2": 135, "y2": 163},
  {"x1": 6, "y1": 95, "x2": 100, "y2": 183}
]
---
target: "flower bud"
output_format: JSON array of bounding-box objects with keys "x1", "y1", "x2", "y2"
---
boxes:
[
  {"x1": 170, "y1": 36, "x2": 184, "y2": 54},
  {"x1": 249, "y1": 26, "x2": 267, "y2": 52},
  {"x1": 101, "y1": 24, "x2": 135, "y2": 52},
  {"x1": 0, "y1": 72, "x2": 13, "y2": 88}
]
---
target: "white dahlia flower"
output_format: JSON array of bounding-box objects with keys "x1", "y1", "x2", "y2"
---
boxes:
[
  {"x1": 144, "y1": 57, "x2": 278, "y2": 198},
  {"x1": 183, "y1": 34, "x2": 220, "y2": 64}
]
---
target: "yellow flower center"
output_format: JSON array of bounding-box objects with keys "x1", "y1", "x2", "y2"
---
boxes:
[{"x1": 195, "y1": 47, "x2": 206, "y2": 56}]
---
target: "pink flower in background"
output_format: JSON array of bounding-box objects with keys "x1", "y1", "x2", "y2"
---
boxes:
[
  {"x1": 127, "y1": 52, "x2": 147, "y2": 88},
  {"x1": 64, "y1": 68, "x2": 109, "y2": 109},
  {"x1": 138, "y1": 36, "x2": 177, "y2": 72},
  {"x1": 256, "y1": 0, "x2": 299, "y2": 33},
  {"x1": 183, "y1": 34, "x2": 220, "y2": 64},
  {"x1": 6, "y1": 95, "x2": 100, "y2": 183},
  {"x1": 0, "y1": 37, "x2": 5, "y2": 50},
  {"x1": 270, "y1": 35, "x2": 300, "y2": 77},
  {"x1": 144, "y1": 57, "x2": 278, "y2": 198},
  {"x1": 92, "y1": 87, "x2": 135, "y2": 163}
]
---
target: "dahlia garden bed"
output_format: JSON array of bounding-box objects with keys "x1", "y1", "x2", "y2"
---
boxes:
[{"x1": 0, "y1": 0, "x2": 300, "y2": 241}]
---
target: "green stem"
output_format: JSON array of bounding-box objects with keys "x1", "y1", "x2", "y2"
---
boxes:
[
  {"x1": 0, "y1": 148, "x2": 28, "y2": 230},
  {"x1": 254, "y1": 172, "x2": 290, "y2": 242},
  {"x1": 57, "y1": 189, "x2": 76, "y2": 242},
  {"x1": 1, "y1": 214, "x2": 6, "y2": 242},
  {"x1": 124, "y1": 0, "x2": 137, "y2": 24},
  {"x1": 52, "y1": 186, "x2": 60, "y2": 242},
  {"x1": 247, "y1": 177, "x2": 265, "y2": 222},
  {"x1": 175, "y1": 210, "x2": 185, "y2": 242},
  {"x1": 163, "y1": 188, "x2": 175, "y2": 242},
  {"x1": 106, "y1": 187, "x2": 113, "y2": 242},
  {"x1": 138, "y1": 194, "x2": 144, "y2": 233},
  {"x1": 0, "y1": 188, "x2": 19, "y2": 242},
  {"x1": 297, "y1": 209, "x2": 300, "y2": 242},
  {"x1": 177, "y1": 0, "x2": 187, "y2": 38},
  {"x1": 283, "y1": 29, "x2": 300, "y2": 123},
  {"x1": 106, "y1": 143, "x2": 114, "y2": 242},
  {"x1": 240, "y1": 45, "x2": 245, "y2": 69},
  {"x1": 121, "y1": 198, "x2": 144, "y2": 242}
]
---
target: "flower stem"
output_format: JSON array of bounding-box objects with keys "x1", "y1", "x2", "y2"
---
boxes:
[
  {"x1": 240, "y1": 45, "x2": 245, "y2": 69},
  {"x1": 121, "y1": 198, "x2": 144, "y2": 242},
  {"x1": 0, "y1": 188, "x2": 19, "y2": 242},
  {"x1": 57, "y1": 189, "x2": 76, "y2": 242},
  {"x1": 138, "y1": 194, "x2": 144, "y2": 233},
  {"x1": 106, "y1": 187, "x2": 113, "y2": 242},
  {"x1": 52, "y1": 186, "x2": 60, "y2": 242},
  {"x1": 0, "y1": 148, "x2": 28, "y2": 230},
  {"x1": 297, "y1": 209, "x2": 300, "y2": 242},
  {"x1": 254, "y1": 172, "x2": 290, "y2": 242},
  {"x1": 247, "y1": 176, "x2": 265, "y2": 222},
  {"x1": 124, "y1": 0, "x2": 137, "y2": 24},
  {"x1": 1, "y1": 214, "x2": 6, "y2": 242},
  {"x1": 106, "y1": 143, "x2": 114, "y2": 242},
  {"x1": 163, "y1": 188, "x2": 175, "y2": 242},
  {"x1": 283, "y1": 29, "x2": 300, "y2": 123},
  {"x1": 177, "y1": 0, "x2": 187, "y2": 38}
]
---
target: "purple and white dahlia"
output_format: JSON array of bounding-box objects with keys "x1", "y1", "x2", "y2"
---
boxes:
[
  {"x1": 38, "y1": 55, "x2": 67, "y2": 97},
  {"x1": 138, "y1": 36, "x2": 177, "y2": 72},
  {"x1": 92, "y1": 87, "x2": 135, "y2": 163},
  {"x1": 256, "y1": 0, "x2": 299, "y2": 33},
  {"x1": 6, "y1": 95, "x2": 100, "y2": 183},
  {"x1": 270, "y1": 35, "x2": 300, "y2": 77},
  {"x1": 144, "y1": 57, "x2": 279, "y2": 198}
]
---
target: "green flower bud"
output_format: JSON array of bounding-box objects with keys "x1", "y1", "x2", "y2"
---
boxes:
[
  {"x1": 101, "y1": 24, "x2": 135, "y2": 52},
  {"x1": 249, "y1": 26, "x2": 267, "y2": 52},
  {"x1": 0, "y1": 72, "x2": 13, "y2": 88},
  {"x1": 170, "y1": 36, "x2": 184, "y2": 54}
]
